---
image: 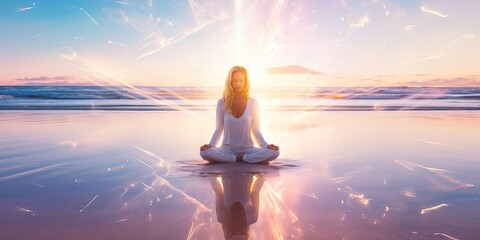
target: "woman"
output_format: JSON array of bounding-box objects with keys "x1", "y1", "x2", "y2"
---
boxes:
[
  {"x1": 211, "y1": 172, "x2": 264, "y2": 239},
  {"x1": 200, "y1": 66, "x2": 280, "y2": 163}
]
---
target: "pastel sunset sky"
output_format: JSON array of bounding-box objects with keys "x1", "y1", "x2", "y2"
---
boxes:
[{"x1": 1, "y1": 0, "x2": 479, "y2": 87}]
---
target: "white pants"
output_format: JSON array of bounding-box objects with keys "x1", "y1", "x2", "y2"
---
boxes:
[{"x1": 200, "y1": 145, "x2": 279, "y2": 163}]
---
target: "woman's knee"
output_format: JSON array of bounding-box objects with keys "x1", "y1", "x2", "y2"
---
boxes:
[
  {"x1": 200, "y1": 148, "x2": 233, "y2": 163},
  {"x1": 244, "y1": 148, "x2": 279, "y2": 163},
  {"x1": 267, "y1": 149, "x2": 280, "y2": 161},
  {"x1": 200, "y1": 149, "x2": 212, "y2": 161},
  {"x1": 272, "y1": 149, "x2": 280, "y2": 159}
]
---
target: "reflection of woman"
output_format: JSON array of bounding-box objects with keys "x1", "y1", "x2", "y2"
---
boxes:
[
  {"x1": 211, "y1": 173, "x2": 264, "y2": 240},
  {"x1": 200, "y1": 66, "x2": 279, "y2": 163}
]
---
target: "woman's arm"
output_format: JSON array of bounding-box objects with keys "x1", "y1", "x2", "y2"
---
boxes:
[
  {"x1": 211, "y1": 178, "x2": 226, "y2": 223},
  {"x1": 250, "y1": 177, "x2": 264, "y2": 224},
  {"x1": 208, "y1": 99, "x2": 225, "y2": 147},
  {"x1": 251, "y1": 99, "x2": 269, "y2": 148}
]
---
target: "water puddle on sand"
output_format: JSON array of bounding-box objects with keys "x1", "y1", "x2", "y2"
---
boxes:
[{"x1": 0, "y1": 111, "x2": 479, "y2": 239}]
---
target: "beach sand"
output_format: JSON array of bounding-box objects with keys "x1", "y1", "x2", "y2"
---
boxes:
[{"x1": 1, "y1": 110, "x2": 479, "y2": 239}]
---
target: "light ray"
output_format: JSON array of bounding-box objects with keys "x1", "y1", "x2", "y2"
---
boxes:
[
  {"x1": 420, "y1": 203, "x2": 448, "y2": 214},
  {"x1": 186, "y1": 221, "x2": 205, "y2": 240},
  {"x1": 79, "y1": 194, "x2": 100, "y2": 212},
  {"x1": 349, "y1": 16, "x2": 370, "y2": 29},
  {"x1": 140, "y1": 181, "x2": 155, "y2": 191},
  {"x1": 402, "y1": 190, "x2": 416, "y2": 198},
  {"x1": 80, "y1": 7, "x2": 100, "y2": 27},
  {"x1": 15, "y1": 206, "x2": 36, "y2": 213},
  {"x1": 334, "y1": 39, "x2": 368, "y2": 56},
  {"x1": 31, "y1": 32, "x2": 45, "y2": 38},
  {"x1": 134, "y1": 146, "x2": 171, "y2": 168},
  {"x1": 338, "y1": 186, "x2": 370, "y2": 205},
  {"x1": 115, "y1": 0, "x2": 132, "y2": 6},
  {"x1": 136, "y1": 17, "x2": 219, "y2": 59},
  {"x1": 30, "y1": 182, "x2": 45, "y2": 188},
  {"x1": 153, "y1": 175, "x2": 210, "y2": 211},
  {"x1": 16, "y1": 5, "x2": 36, "y2": 13},
  {"x1": 421, "y1": 6, "x2": 449, "y2": 18},
  {"x1": 395, "y1": 160, "x2": 474, "y2": 189},
  {"x1": 131, "y1": 157, "x2": 154, "y2": 169},
  {"x1": 433, "y1": 233, "x2": 459, "y2": 240},
  {"x1": 143, "y1": 32, "x2": 155, "y2": 40},
  {"x1": 0, "y1": 164, "x2": 64, "y2": 182},
  {"x1": 405, "y1": 25, "x2": 416, "y2": 31},
  {"x1": 333, "y1": 167, "x2": 371, "y2": 183},
  {"x1": 60, "y1": 139, "x2": 78, "y2": 148},
  {"x1": 120, "y1": 187, "x2": 129, "y2": 197},
  {"x1": 61, "y1": 55, "x2": 195, "y2": 113},
  {"x1": 188, "y1": 0, "x2": 206, "y2": 24},
  {"x1": 414, "y1": 138, "x2": 457, "y2": 148},
  {"x1": 148, "y1": 0, "x2": 153, "y2": 10}
]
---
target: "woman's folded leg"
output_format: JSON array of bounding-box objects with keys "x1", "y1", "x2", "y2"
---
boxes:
[
  {"x1": 200, "y1": 147, "x2": 236, "y2": 163},
  {"x1": 242, "y1": 148, "x2": 280, "y2": 163}
]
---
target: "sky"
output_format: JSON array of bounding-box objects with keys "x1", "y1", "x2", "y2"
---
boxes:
[{"x1": 1, "y1": 0, "x2": 480, "y2": 88}]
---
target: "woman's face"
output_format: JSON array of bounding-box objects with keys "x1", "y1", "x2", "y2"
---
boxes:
[{"x1": 231, "y1": 71, "x2": 246, "y2": 93}]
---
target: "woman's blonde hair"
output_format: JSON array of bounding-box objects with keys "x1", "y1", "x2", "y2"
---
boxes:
[
  {"x1": 222, "y1": 201, "x2": 249, "y2": 239},
  {"x1": 223, "y1": 66, "x2": 250, "y2": 113}
]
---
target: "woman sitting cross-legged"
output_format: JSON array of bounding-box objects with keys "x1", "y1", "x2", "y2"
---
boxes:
[{"x1": 200, "y1": 66, "x2": 280, "y2": 163}]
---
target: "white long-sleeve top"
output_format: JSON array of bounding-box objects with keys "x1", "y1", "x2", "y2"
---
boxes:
[
  {"x1": 209, "y1": 98, "x2": 269, "y2": 148},
  {"x1": 214, "y1": 173, "x2": 262, "y2": 225}
]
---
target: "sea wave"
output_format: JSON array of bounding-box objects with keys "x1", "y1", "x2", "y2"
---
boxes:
[{"x1": 0, "y1": 94, "x2": 14, "y2": 100}]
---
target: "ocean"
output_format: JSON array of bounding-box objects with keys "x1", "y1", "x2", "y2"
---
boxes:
[{"x1": 1, "y1": 86, "x2": 479, "y2": 111}]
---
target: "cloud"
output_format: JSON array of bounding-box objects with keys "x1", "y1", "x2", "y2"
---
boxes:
[
  {"x1": 401, "y1": 77, "x2": 480, "y2": 87},
  {"x1": 316, "y1": 74, "x2": 480, "y2": 87},
  {"x1": 15, "y1": 75, "x2": 74, "y2": 81},
  {"x1": 14, "y1": 75, "x2": 96, "y2": 86},
  {"x1": 266, "y1": 65, "x2": 323, "y2": 75},
  {"x1": 21, "y1": 81, "x2": 91, "y2": 86}
]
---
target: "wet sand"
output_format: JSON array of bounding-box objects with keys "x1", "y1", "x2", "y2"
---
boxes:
[{"x1": 0, "y1": 110, "x2": 479, "y2": 239}]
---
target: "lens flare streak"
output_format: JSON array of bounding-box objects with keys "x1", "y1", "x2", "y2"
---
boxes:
[
  {"x1": 420, "y1": 203, "x2": 448, "y2": 214},
  {"x1": 16, "y1": 5, "x2": 36, "y2": 13},
  {"x1": 433, "y1": 233, "x2": 459, "y2": 240},
  {"x1": 338, "y1": 186, "x2": 370, "y2": 205},
  {"x1": 134, "y1": 146, "x2": 171, "y2": 168},
  {"x1": 0, "y1": 164, "x2": 64, "y2": 182},
  {"x1": 333, "y1": 167, "x2": 371, "y2": 183},
  {"x1": 414, "y1": 138, "x2": 456, "y2": 148},
  {"x1": 115, "y1": 218, "x2": 129, "y2": 223},
  {"x1": 141, "y1": 181, "x2": 155, "y2": 191},
  {"x1": 395, "y1": 160, "x2": 474, "y2": 190},
  {"x1": 186, "y1": 221, "x2": 205, "y2": 240},
  {"x1": 115, "y1": 0, "x2": 132, "y2": 6},
  {"x1": 402, "y1": 190, "x2": 416, "y2": 198},
  {"x1": 131, "y1": 157, "x2": 154, "y2": 169},
  {"x1": 149, "y1": 175, "x2": 210, "y2": 211},
  {"x1": 421, "y1": 6, "x2": 449, "y2": 18},
  {"x1": 79, "y1": 194, "x2": 100, "y2": 213},
  {"x1": 405, "y1": 25, "x2": 416, "y2": 31},
  {"x1": 143, "y1": 32, "x2": 155, "y2": 40},
  {"x1": 31, "y1": 32, "x2": 45, "y2": 38},
  {"x1": 30, "y1": 182, "x2": 45, "y2": 188},
  {"x1": 136, "y1": 19, "x2": 217, "y2": 60},
  {"x1": 79, "y1": 7, "x2": 100, "y2": 27},
  {"x1": 15, "y1": 206, "x2": 36, "y2": 213}
]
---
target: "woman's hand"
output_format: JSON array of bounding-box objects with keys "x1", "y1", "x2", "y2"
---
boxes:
[
  {"x1": 200, "y1": 144, "x2": 211, "y2": 151},
  {"x1": 267, "y1": 144, "x2": 279, "y2": 151}
]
